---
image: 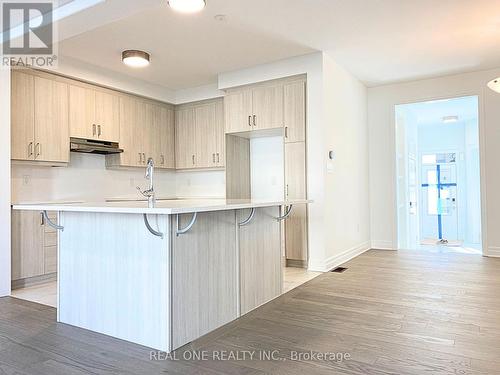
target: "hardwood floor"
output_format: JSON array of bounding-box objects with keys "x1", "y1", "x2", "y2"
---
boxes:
[{"x1": 2, "y1": 249, "x2": 500, "y2": 374}]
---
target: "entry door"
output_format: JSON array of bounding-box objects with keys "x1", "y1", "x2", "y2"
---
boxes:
[{"x1": 420, "y1": 161, "x2": 458, "y2": 241}]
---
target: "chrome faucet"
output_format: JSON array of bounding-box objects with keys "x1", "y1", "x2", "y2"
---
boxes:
[{"x1": 137, "y1": 157, "x2": 156, "y2": 207}]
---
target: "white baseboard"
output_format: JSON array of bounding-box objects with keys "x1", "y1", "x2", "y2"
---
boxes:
[
  {"x1": 370, "y1": 240, "x2": 395, "y2": 250},
  {"x1": 308, "y1": 241, "x2": 371, "y2": 272},
  {"x1": 486, "y1": 247, "x2": 500, "y2": 257}
]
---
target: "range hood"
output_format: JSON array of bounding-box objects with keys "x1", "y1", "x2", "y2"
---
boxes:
[{"x1": 70, "y1": 138, "x2": 124, "y2": 155}]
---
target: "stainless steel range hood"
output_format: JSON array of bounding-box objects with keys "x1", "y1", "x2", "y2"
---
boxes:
[{"x1": 70, "y1": 138, "x2": 124, "y2": 155}]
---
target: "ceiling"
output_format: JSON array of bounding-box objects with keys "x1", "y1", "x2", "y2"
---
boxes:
[{"x1": 57, "y1": 0, "x2": 500, "y2": 90}]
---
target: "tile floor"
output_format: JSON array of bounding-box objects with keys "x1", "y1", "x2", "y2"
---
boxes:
[{"x1": 11, "y1": 281, "x2": 57, "y2": 307}]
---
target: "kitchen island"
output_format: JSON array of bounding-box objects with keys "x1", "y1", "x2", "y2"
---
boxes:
[{"x1": 12, "y1": 199, "x2": 308, "y2": 352}]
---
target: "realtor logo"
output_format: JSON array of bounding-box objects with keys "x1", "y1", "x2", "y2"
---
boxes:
[{"x1": 1, "y1": 1, "x2": 57, "y2": 67}]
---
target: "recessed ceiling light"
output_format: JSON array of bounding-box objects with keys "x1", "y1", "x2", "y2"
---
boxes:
[
  {"x1": 168, "y1": 0, "x2": 206, "y2": 13},
  {"x1": 214, "y1": 14, "x2": 226, "y2": 22},
  {"x1": 487, "y1": 77, "x2": 500, "y2": 93},
  {"x1": 122, "y1": 50, "x2": 150, "y2": 68},
  {"x1": 442, "y1": 115, "x2": 458, "y2": 123}
]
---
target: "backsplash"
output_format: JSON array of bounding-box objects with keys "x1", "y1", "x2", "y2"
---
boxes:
[
  {"x1": 11, "y1": 153, "x2": 227, "y2": 203},
  {"x1": 11, "y1": 153, "x2": 179, "y2": 203}
]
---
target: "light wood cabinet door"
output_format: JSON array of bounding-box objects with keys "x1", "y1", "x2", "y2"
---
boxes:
[
  {"x1": 156, "y1": 106, "x2": 175, "y2": 169},
  {"x1": 215, "y1": 99, "x2": 225, "y2": 167},
  {"x1": 284, "y1": 81, "x2": 306, "y2": 143},
  {"x1": 252, "y1": 84, "x2": 283, "y2": 131},
  {"x1": 224, "y1": 90, "x2": 252, "y2": 133},
  {"x1": 285, "y1": 204, "x2": 308, "y2": 261},
  {"x1": 175, "y1": 107, "x2": 196, "y2": 169},
  {"x1": 69, "y1": 84, "x2": 95, "y2": 139},
  {"x1": 95, "y1": 91, "x2": 120, "y2": 142},
  {"x1": 118, "y1": 96, "x2": 142, "y2": 167},
  {"x1": 138, "y1": 102, "x2": 154, "y2": 163},
  {"x1": 11, "y1": 71, "x2": 35, "y2": 160},
  {"x1": 239, "y1": 207, "x2": 282, "y2": 315},
  {"x1": 34, "y1": 76, "x2": 69, "y2": 163},
  {"x1": 195, "y1": 102, "x2": 218, "y2": 168},
  {"x1": 136, "y1": 101, "x2": 154, "y2": 165},
  {"x1": 285, "y1": 142, "x2": 307, "y2": 200},
  {"x1": 11, "y1": 211, "x2": 44, "y2": 280}
]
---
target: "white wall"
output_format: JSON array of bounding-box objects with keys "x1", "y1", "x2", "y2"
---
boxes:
[
  {"x1": 368, "y1": 67, "x2": 500, "y2": 256},
  {"x1": 49, "y1": 56, "x2": 176, "y2": 104},
  {"x1": 219, "y1": 52, "x2": 371, "y2": 271},
  {"x1": 250, "y1": 136, "x2": 284, "y2": 200},
  {"x1": 175, "y1": 83, "x2": 224, "y2": 105},
  {"x1": 322, "y1": 54, "x2": 371, "y2": 270},
  {"x1": 0, "y1": 67, "x2": 11, "y2": 296}
]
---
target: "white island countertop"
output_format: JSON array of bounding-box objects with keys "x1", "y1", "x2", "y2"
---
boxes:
[{"x1": 12, "y1": 198, "x2": 310, "y2": 215}]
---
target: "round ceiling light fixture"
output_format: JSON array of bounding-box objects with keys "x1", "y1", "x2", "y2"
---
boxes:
[
  {"x1": 487, "y1": 77, "x2": 500, "y2": 93},
  {"x1": 168, "y1": 0, "x2": 206, "y2": 13},
  {"x1": 122, "y1": 50, "x2": 150, "y2": 68}
]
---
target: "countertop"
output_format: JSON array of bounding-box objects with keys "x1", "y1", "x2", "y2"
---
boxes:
[{"x1": 12, "y1": 198, "x2": 311, "y2": 215}]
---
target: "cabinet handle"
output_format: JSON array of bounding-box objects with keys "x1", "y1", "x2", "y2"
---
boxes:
[
  {"x1": 35, "y1": 143, "x2": 41, "y2": 158},
  {"x1": 248, "y1": 115, "x2": 252, "y2": 127},
  {"x1": 285, "y1": 126, "x2": 288, "y2": 138},
  {"x1": 217, "y1": 153, "x2": 220, "y2": 163},
  {"x1": 28, "y1": 142, "x2": 33, "y2": 157},
  {"x1": 212, "y1": 153, "x2": 215, "y2": 163},
  {"x1": 142, "y1": 153, "x2": 146, "y2": 164},
  {"x1": 92, "y1": 124, "x2": 96, "y2": 136},
  {"x1": 192, "y1": 154, "x2": 195, "y2": 165},
  {"x1": 98, "y1": 125, "x2": 102, "y2": 137},
  {"x1": 286, "y1": 184, "x2": 289, "y2": 198},
  {"x1": 138, "y1": 152, "x2": 142, "y2": 164},
  {"x1": 40, "y1": 212, "x2": 44, "y2": 226},
  {"x1": 253, "y1": 115, "x2": 256, "y2": 126}
]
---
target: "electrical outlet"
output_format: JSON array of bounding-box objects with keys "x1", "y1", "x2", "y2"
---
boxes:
[{"x1": 22, "y1": 175, "x2": 31, "y2": 185}]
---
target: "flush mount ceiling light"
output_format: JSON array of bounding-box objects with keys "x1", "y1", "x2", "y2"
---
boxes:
[
  {"x1": 487, "y1": 77, "x2": 500, "y2": 93},
  {"x1": 442, "y1": 115, "x2": 459, "y2": 123},
  {"x1": 122, "y1": 50, "x2": 150, "y2": 68},
  {"x1": 168, "y1": 0, "x2": 206, "y2": 13}
]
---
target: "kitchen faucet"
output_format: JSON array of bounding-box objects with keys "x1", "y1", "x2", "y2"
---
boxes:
[{"x1": 137, "y1": 157, "x2": 156, "y2": 207}]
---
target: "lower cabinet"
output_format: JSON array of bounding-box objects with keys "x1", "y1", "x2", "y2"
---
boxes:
[
  {"x1": 285, "y1": 204, "x2": 308, "y2": 264},
  {"x1": 11, "y1": 210, "x2": 58, "y2": 282},
  {"x1": 238, "y1": 206, "x2": 282, "y2": 315}
]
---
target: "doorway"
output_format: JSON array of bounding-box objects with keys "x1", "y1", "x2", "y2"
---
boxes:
[{"x1": 395, "y1": 96, "x2": 482, "y2": 254}]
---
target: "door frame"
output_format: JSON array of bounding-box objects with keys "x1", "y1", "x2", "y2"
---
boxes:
[
  {"x1": 392, "y1": 94, "x2": 487, "y2": 254},
  {"x1": 0, "y1": 67, "x2": 11, "y2": 297}
]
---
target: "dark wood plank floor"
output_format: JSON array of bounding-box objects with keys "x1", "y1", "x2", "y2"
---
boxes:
[{"x1": 2, "y1": 249, "x2": 500, "y2": 374}]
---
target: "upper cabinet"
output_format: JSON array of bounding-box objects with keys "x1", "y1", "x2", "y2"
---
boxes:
[
  {"x1": 106, "y1": 97, "x2": 175, "y2": 170},
  {"x1": 224, "y1": 90, "x2": 252, "y2": 133},
  {"x1": 175, "y1": 99, "x2": 225, "y2": 170},
  {"x1": 284, "y1": 80, "x2": 306, "y2": 143},
  {"x1": 155, "y1": 105, "x2": 175, "y2": 169},
  {"x1": 252, "y1": 84, "x2": 284, "y2": 131},
  {"x1": 69, "y1": 85, "x2": 120, "y2": 142},
  {"x1": 224, "y1": 82, "x2": 283, "y2": 134},
  {"x1": 11, "y1": 70, "x2": 69, "y2": 164}
]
